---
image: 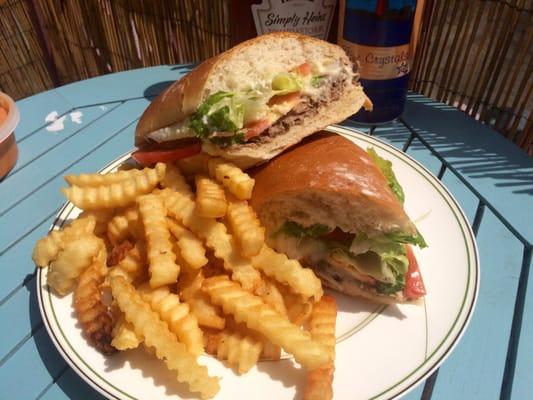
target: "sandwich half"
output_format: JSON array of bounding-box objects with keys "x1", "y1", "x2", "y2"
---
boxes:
[
  {"x1": 250, "y1": 132, "x2": 427, "y2": 304},
  {"x1": 134, "y1": 32, "x2": 371, "y2": 169}
]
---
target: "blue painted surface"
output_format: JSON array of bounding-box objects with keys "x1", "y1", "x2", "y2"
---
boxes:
[
  {"x1": 40, "y1": 368, "x2": 107, "y2": 400},
  {"x1": 0, "y1": 66, "x2": 531, "y2": 400},
  {"x1": 430, "y1": 210, "x2": 524, "y2": 399},
  {"x1": 402, "y1": 94, "x2": 533, "y2": 245},
  {"x1": 512, "y1": 250, "x2": 533, "y2": 399}
]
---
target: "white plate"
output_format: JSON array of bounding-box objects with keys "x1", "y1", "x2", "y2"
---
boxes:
[{"x1": 37, "y1": 126, "x2": 479, "y2": 400}]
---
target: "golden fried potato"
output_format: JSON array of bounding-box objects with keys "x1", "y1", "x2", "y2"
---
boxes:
[
  {"x1": 188, "y1": 294, "x2": 226, "y2": 330},
  {"x1": 208, "y1": 329, "x2": 263, "y2": 374},
  {"x1": 74, "y1": 248, "x2": 116, "y2": 354},
  {"x1": 202, "y1": 276, "x2": 331, "y2": 370},
  {"x1": 255, "y1": 276, "x2": 287, "y2": 316},
  {"x1": 252, "y1": 245, "x2": 323, "y2": 302},
  {"x1": 112, "y1": 314, "x2": 143, "y2": 350},
  {"x1": 284, "y1": 290, "x2": 313, "y2": 326},
  {"x1": 163, "y1": 190, "x2": 260, "y2": 290},
  {"x1": 32, "y1": 216, "x2": 96, "y2": 267},
  {"x1": 167, "y1": 218, "x2": 208, "y2": 269},
  {"x1": 138, "y1": 194, "x2": 180, "y2": 287},
  {"x1": 304, "y1": 296, "x2": 337, "y2": 400},
  {"x1": 227, "y1": 201, "x2": 265, "y2": 257},
  {"x1": 107, "y1": 206, "x2": 142, "y2": 245},
  {"x1": 261, "y1": 339, "x2": 281, "y2": 361},
  {"x1": 207, "y1": 157, "x2": 255, "y2": 200},
  {"x1": 62, "y1": 163, "x2": 165, "y2": 210},
  {"x1": 160, "y1": 163, "x2": 194, "y2": 198},
  {"x1": 177, "y1": 153, "x2": 210, "y2": 176},
  {"x1": 139, "y1": 284, "x2": 204, "y2": 356},
  {"x1": 47, "y1": 235, "x2": 103, "y2": 296},
  {"x1": 65, "y1": 167, "x2": 150, "y2": 187},
  {"x1": 195, "y1": 175, "x2": 227, "y2": 218},
  {"x1": 177, "y1": 269, "x2": 205, "y2": 302},
  {"x1": 79, "y1": 209, "x2": 115, "y2": 236},
  {"x1": 110, "y1": 276, "x2": 220, "y2": 399},
  {"x1": 108, "y1": 241, "x2": 147, "y2": 284}
]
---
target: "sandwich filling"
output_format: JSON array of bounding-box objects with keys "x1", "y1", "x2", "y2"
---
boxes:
[
  {"x1": 270, "y1": 223, "x2": 426, "y2": 300},
  {"x1": 145, "y1": 61, "x2": 354, "y2": 148},
  {"x1": 268, "y1": 149, "x2": 427, "y2": 301}
]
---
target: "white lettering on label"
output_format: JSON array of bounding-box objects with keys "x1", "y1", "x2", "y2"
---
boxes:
[{"x1": 252, "y1": 0, "x2": 336, "y2": 40}]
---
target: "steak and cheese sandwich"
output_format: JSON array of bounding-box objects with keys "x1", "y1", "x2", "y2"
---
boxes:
[
  {"x1": 250, "y1": 132, "x2": 427, "y2": 304},
  {"x1": 133, "y1": 32, "x2": 371, "y2": 169}
]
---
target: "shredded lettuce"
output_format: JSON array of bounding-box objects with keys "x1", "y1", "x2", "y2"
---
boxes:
[
  {"x1": 279, "y1": 221, "x2": 331, "y2": 239},
  {"x1": 382, "y1": 231, "x2": 427, "y2": 248},
  {"x1": 187, "y1": 91, "x2": 244, "y2": 144},
  {"x1": 367, "y1": 147, "x2": 405, "y2": 204},
  {"x1": 376, "y1": 270, "x2": 406, "y2": 294}
]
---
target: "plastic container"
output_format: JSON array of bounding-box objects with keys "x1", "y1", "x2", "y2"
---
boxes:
[{"x1": 0, "y1": 92, "x2": 20, "y2": 180}]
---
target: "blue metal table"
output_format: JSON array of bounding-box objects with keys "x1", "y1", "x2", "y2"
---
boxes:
[{"x1": 0, "y1": 65, "x2": 531, "y2": 400}]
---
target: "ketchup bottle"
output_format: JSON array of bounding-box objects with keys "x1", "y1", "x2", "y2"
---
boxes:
[{"x1": 230, "y1": 0, "x2": 338, "y2": 46}]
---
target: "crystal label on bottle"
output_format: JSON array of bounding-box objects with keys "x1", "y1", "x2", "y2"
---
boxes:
[
  {"x1": 340, "y1": 40, "x2": 410, "y2": 80},
  {"x1": 252, "y1": 0, "x2": 336, "y2": 40}
]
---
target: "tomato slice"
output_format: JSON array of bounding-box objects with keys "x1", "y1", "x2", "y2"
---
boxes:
[
  {"x1": 295, "y1": 62, "x2": 311, "y2": 76},
  {"x1": 244, "y1": 119, "x2": 271, "y2": 140},
  {"x1": 132, "y1": 142, "x2": 201, "y2": 166},
  {"x1": 404, "y1": 245, "x2": 426, "y2": 299}
]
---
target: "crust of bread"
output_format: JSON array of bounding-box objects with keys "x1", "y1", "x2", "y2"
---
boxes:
[
  {"x1": 135, "y1": 31, "x2": 370, "y2": 154},
  {"x1": 249, "y1": 132, "x2": 417, "y2": 235}
]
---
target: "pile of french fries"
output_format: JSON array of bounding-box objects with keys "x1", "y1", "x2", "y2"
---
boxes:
[{"x1": 32, "y1": 153, "x2": 338, "y2": 400}]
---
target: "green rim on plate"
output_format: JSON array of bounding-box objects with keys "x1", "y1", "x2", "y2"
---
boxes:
[{"x1": 37, "y1": 125, "x2": 479, "y2": 400}]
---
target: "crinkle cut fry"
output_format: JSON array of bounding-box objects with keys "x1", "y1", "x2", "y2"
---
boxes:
[
  {"x1": 32, "y1": 216, "x2": 96, "y2": 267},
  {"x1": 107, "y1": 206, "x2": 142, "y2": 245},
  {"x1": 163, "y1": 190, "x2": 261, "y2": 290},
  {"x1": 227, "y1": 201, "x2": 265, "y2": 257},
  {"x1": 62, "y1": 163, "x2": 165, "y2": 210},
  {"x1": 160, "y1": 163, "x2": 194, "y2": 198},
  {"x1": 112, "y1": 314, "x2": 143, "y2": 350},
  {"x1": 167, "y1": 218, "x2": 208, "y2": 269},
  {"x1": 252, "y1": 245, "x2": 323, "y2": 302},
  {"x1": 65, "y1": 167, "x2": 146, "y2": 187},
  {"x1": 74, "y1": 249, "x2": 116, "y2": 354},
  {"x1": 110, "y1": 276, "x2": 220, "y2": 399},
  {"x1": 139, "y1": 284, "x2": 204, "y2": 356},
  {"x1": 47, "y1": 235, "x2": 102, "y2": 296},
  {"x1": 195, "y1": 175, "x2": 227, "y2": 218},
  {"x1": 207, "y1": 157, "x2": 255, "y2": 200},
  {"x1": 138, "y1": 194, "x2": 180, "y2": 287},
  {"x1": 202, "y1": 276, "x2": 331, "y2": 370},
  {"x1": 304, "y1": 295, "x2": 337, "y2": 400},
  {"x1": 207, "y1": 329, "x2": 263, "y2": 374},
  {"x1": 108, "y1": 241, "x2": 147, "y2": 284}
]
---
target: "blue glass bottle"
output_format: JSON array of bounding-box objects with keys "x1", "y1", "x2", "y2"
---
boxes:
[{"x1": 339, "y1": 0, "x2": 417, "y2": 124}]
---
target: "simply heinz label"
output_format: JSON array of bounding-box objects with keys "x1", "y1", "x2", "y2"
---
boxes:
[{"x1": 252, "y1": 0, "x2": 336, "y2": 40}]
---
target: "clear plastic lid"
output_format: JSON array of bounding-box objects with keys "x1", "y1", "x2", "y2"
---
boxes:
[{"x1": 0, "y1": 92, "x2": 20, "y2": 144}]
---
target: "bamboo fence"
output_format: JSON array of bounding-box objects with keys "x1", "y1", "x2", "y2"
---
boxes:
[
  {"x1": 411, "y1": 0, "x2": 532, "y2": 152},
  {"x1": 0, "y1": 0, "x2": 531, "y2": 153}
]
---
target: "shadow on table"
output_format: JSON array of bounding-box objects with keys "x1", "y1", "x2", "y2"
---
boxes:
[
  {"x1": 143, "y1": 81, "x2": 174, "y2": 100},
  {"x1": 142, "y1": 63, "x2": 198, "y2": 100},
  {"x1": 28, "y1": 273, "x2": 107, "y2": 400},
  {"x1": 405, "y1": 96, "x2": 533, "y2": 196}
]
